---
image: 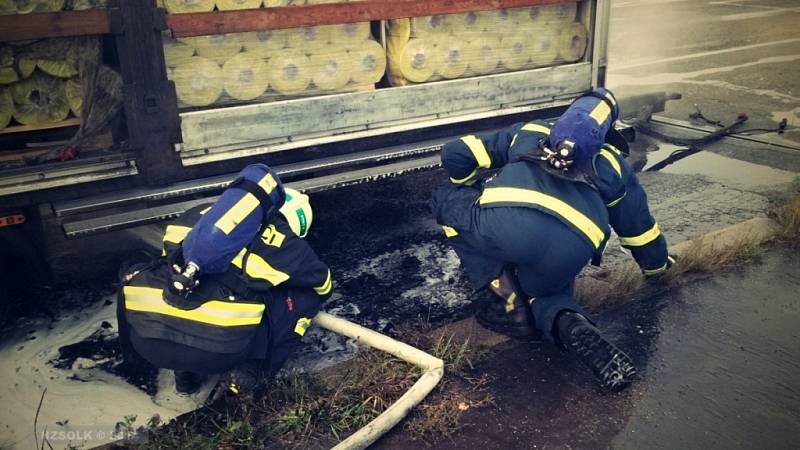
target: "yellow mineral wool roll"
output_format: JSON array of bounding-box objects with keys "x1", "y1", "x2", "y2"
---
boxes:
[
  {"x1": 436, "y1": 40, "x2": 467, "y2": 79},
  {"x1": 309, "y1": 50, "x2": 353, "y2": 91},
  {"x1": 465, "y1": 37, "x2": 499, "y2": 75},
  {"x1": 482, "y1": 8, "x2": 516, "y2": 36},
  {"x1": 163, "y1": 38, "x2": 196, "y2": 68},
  {"x1": 241, "y1": 30, "x2": 289, "y2": 58},
  {"x1": 267, "y1": 50, "x2": 311, "y2": 94},
  {"x1": 36, "y1": 59, "x2": 78, "y2": 78},
  {"x1": 409, "y1": 15, "x2": 450, "y2": 39},
  {"x1": 0, "y1": 47, "x2": 16, "y2": 84},
  {"x1": 223, "y1": 52, "x2": 269, "y2": 100},
  {"x1": 0, "y1": 0, "x2": 16, "y2": 14},
  {"x1": 348, "y1": 39, "x2": 385, "y2": 85},
  {"x1": 216, "y1": 0, "x2": 260, "y2": 10},
  {"x1": 0, "y1": 87, "x2": 11, "y2": 129},
  {"x1": 0, "y1": 67, "x2": 16, "y2": 84},
  {"x1": 11, "y1": 73, "x2": 70, "y2": 125},
  {"x1": 263, "y1": 0, "x2": 291, "y2": 5},
  {"x1": 452, "y1": 11, "x2": 488, "y2": 36},
  {"x1": 12, "y1": 0, "x2": 64, "y2": 13},
  {"x1": 499, "y1": 33, "x2": 530, "y2": 71},
  {"x1": 171, "y1": 57, "x2": 223, "y2": 106},
  {"x1": 330, "y1": 22, "x2": 371, "y2": 45},
  {"x1": 529, "y1": 29, "x2": 558, "y2": 67},
  {"x1": 286, "y1": 25, "x2": 334, "y2": 50},
  {"x1": 188, "y1": 34, "x2": 244, "y2": 65},
  {"x1": 558, "y1": 21, "x2": 588, "y2": 63},
  {"x1": 552, "y1": 2, "x2": 578, "y2": 22},
  {"x1": 164, "y1": 0, "x2": 213, "y2": 12},
  {"x1": 65, "y1": 77, "x2": 82, "y2": 116},
  {"x1": 399, "y1": 38, "x2": 443, "y2": 83}
]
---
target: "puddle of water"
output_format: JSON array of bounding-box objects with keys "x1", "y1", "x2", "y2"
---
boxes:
[
  {"x1": 642, "y1": 143, "x2": 798, "y2": 188},
  {"x1": 611, "y1": 247, "x2": 800, "y2": 449}
]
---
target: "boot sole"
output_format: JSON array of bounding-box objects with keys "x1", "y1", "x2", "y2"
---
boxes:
[
  {"x1": 476, "y1": 315, "x2": 537, "y2": 338},
  {"x1": 568, "y1": 326, "x2": 637, "y2": 391}
]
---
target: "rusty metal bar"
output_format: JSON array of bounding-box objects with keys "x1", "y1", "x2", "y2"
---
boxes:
[
  {"x1": 0, "y1": 9, "x2": 110, "y2": 42},
  {"x1": 168, "y1": 0, "x2": 574, "y2": 37}
]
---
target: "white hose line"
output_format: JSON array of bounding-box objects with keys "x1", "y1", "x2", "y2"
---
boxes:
[{"x1": 312, "y1": 311, "x2": 445, "y2": 450}]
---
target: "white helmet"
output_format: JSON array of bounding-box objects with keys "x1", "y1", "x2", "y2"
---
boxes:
[{"x1": 279, "y1": 188, "x2": 313, "y2": 238}]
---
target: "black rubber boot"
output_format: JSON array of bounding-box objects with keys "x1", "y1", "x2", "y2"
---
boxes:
[
  {"x1": 556, "y1": 311, "x2": 637, "y2": 392},
  {"x1": 476, "y1": 269, "x2": 536, "y2": 338},
  {"x1": 174, "y1": 370, "x2": 206, "y2": 395},
  {"x1": 221, "y1": 360, "x2": 265, "y2": 398}
]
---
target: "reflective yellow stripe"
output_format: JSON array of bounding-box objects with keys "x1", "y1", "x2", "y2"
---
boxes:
[
  {"x1": 479, "y1": 187, "x2": 605, "y2": 248},
  {"x1": 643, "y1": 262, "x2": 668, "y2": 276},
  {"x1": 619, "y1": 223, "x2": 661, "y2": 247},
  {"x1": 123, "y1": 286, "x2": 264, "y2": 327},
  {"x1": 461, "y1": 135, "x2": 491, "y2": 169},
  {"x1": 604, "y1": 143, "x2": 622, "y2": 155},
  {"x1": 606, "y1": 192, "x2": 626, "y2": 207},
  {"x1": 231, "y1": 249, "x2": 290, "y2": 286},
  {"x1": 314, "y1": 269, "x2": 332, "y2": 296},
  {"x1": 199, "y1": 206, "x2": 212, "y2": 215},
  {"x1": 599, "y1": 149, "x2": 621, "y2": 176},
  {"x1": 294, "y1": 317, "x2": 313, "y2": 336},
  {"x1": 163, "y1": 225, "x2": 191, "y2": 244},
  {"x1": 589, "y1": 101, "x2": 612, "y2": 125},
  {"x1": 214, "y1": 192, "x2": 260, "y2": 235},
  {"x1": 215, "y1": 173, "x2": 278, "y2": 235},
  {"x1": 521, "y1": 123, "x2": 551, "y2": 134},
  {"x1": 510, "y1": 134, "x2": 518, "y2": 147},
  {"x1": 261, "y1": 224, "x2": 286, "y2": 248},
  {"x1": 450, "y1": 169, "x2": 477, "y2": 185},
  {"x1": 442, "y1": 226, "x2": 459, "y2": 237}
]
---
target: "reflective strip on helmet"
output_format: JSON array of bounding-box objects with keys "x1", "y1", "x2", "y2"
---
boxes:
[
  {"x1": 442, "y1": 226, "x2": 459, "y2": 238},
  {"x1": 450, "y1": 169, "x2": 477, "y2": 185},
  {"x1": 231, "y1": 249, "x2": 290, "y2": 286},
  {"x1": 598, "y1": 149, "x2": 622, "y2": 176},
  {"x1": 294, "y1": 317, "x2": 313, "y2": 336},
  {"x1": 479, "y1": 187, "x2": 605, "y2": 248},
  {"x1": 461, "y1": 135, "x2": 491, "y2": 169},
  {"x1": 123, "y1": 286, "x2": 264, "y2": 327},
  {"x1": 521, "y1": 123, "x2": 551, "y2": 134},
  {"x1": 619, "y1": 223, "x2": 661, "y2": 247},
  {"x1": 589, "y1": 100, "x2": 612, "y2": 125},
  {"x1": 314, "y1": 269, "x2": 332, "y2": 296},
  {"x1": 606, "y1": 192, "x2": 626, "y2": 207},
  {"x1": 163, "y1": 225, "x2": 191, "y2": 244},
  {"x1": 214, "y1": 193, "x2": 260, "y2": 235}
]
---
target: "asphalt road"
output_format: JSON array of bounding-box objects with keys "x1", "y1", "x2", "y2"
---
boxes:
[{"x1": 607, "y1": 0, "x2": 800, "y2": 145}]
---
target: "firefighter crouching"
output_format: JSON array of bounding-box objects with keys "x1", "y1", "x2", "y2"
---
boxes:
[
  {"x1": 432, "y1": 88, "x2": 674, "y2": 391},
  {"x1": 117, "y1": 164, "x2": 333, "y2": 396}
]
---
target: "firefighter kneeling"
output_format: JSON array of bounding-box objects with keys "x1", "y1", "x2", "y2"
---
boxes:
[
  {"x1": 117, "y1": 164, "x2": 332, "y2": 397},
  {"x1": 432, "y1": 88, "x2": 674, "y2": 391}
]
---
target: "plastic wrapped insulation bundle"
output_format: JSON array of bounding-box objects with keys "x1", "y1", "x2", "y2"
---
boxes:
[{"x1": 180, "y1": 164, "x2": 286, "y2": 278}]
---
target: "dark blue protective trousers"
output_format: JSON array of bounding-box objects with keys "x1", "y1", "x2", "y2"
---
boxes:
[{"x1": 432, "y1": 183, "x2": 594, "y2": 341}]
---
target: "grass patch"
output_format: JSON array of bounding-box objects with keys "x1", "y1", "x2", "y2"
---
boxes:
[
  {"x1": 772, "y1": 194, "x2": 800, "y2": 240},
  {"x1": 118, "y1": 327, "x2": 491, "y2": 449}
]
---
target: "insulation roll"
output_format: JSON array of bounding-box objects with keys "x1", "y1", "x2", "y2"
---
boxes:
[
  {"x1": 267, "y1": 50, "x2": 311, "y2": 94},
  {"x1": 216, "y1": 0, "x2": 261, "y2": 10},
  {"x1": 222, "y1": 52, "x2": 268, "y2": 100},
  {"x1": 65, "y1": 77, "x2": 82, "y2": 116},
  {"x1": 36, "y1": 59, "x2": 79, "y2": 78},
  {"x1": 529, "y1": 29, "x2": 559, "y2": 66},
  {"x1": 286, "y1": 26, "x2": 334, "y2": 50},
  {"x1": 0, "y1": 87, "x2": 11, "y2": 130},
  {"x1": 330, "y1": 22, "x2": 371, "y2": 45},
  {"x1": 448, "y1": 11, "x2": 488, "y2": 35},
  {"x1": 465, "y1": 37, "x2": 500, "y2": 75},
  {"x1": 482, "y1": 8, "x2": 516, "y2": 35},
  {"x1": 263, "y1": 0, "x2": 291, "y2": 5},
  {"x1": 348, "y1": 40, "x2": 386, "y2": 85},
  {"x1": 499, "y1": 33, "x2": 530, "y2": 71},
  {"x1": 171, "y1": 57, "x2": 223, "y2": 106},
  {"x1": 18, "y1": 58, "x2": 36, "y2": 79},
  {"x1": 552, "y1": 2, "x2": 578, "y2": 22},
  {"x1": 0, "y1": 47, "x2": 16, "y2": 84},
  {"x1": 558, "y1": 22, "x2": 588, "y2": 63},
  {"x1": 399, "y1": 38, "x2": 443, "y2": 83},
  {"x1": 241, "y1": 30, "x2": 289, "y2": 58},
  {"x1": 187, "y1": 34, "x2": 243, "y2": 65},
  {"x1": 0, "y1": 67, "x2": 16, "y2": 84},
  {"x1": 514, "y1": 3, "x2": 577, "y2": 24},
  {"x1": 72, "y1": 0, "x2": 107, "y2": 10},
  {"x1": 10, "y1": 0, "x2": 64, "y2": 13},
  {"x1": 409, "y1": 15, "x2": 450, "y2": 39},
  {"x1": 163, "y1": 38, "x2": 196, "y2": 68},
  {"x1": 436, "y1": 40, "x2": 467, "y2": 79},
  {"x1": 164, "y1": 0, "x2": 214, "y2": 13},
  {"x1": 11, "y1": 72, "x2": 70, "y2": 125},
  {"x1": 309, "y1": 51, "x2": 353, "y2": 91},
  {"x1": 0, "y1": 0, "x2": 16, "y2": 14}
]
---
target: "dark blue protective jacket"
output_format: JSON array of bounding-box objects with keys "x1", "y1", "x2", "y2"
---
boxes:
[{"x1": 441, "y1": 120, "x2": 670, "y2": 274}]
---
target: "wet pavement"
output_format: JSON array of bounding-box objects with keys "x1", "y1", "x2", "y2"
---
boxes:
[{"x1": 375, "y1": 246, "x2": 800, "y2": 450}]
